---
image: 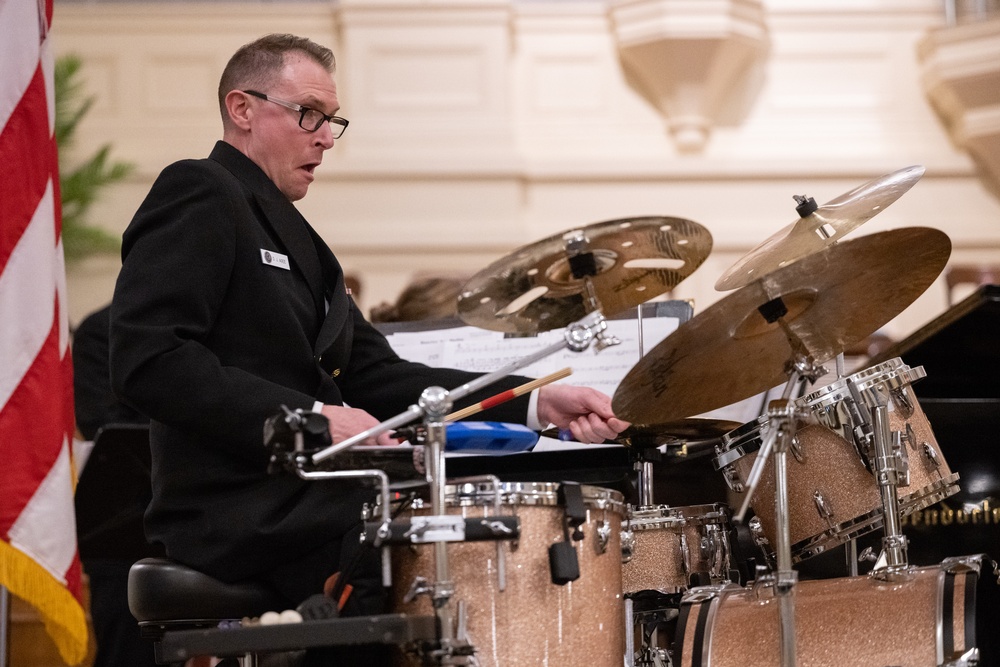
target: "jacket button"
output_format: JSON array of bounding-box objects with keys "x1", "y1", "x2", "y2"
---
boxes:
[{"x1": 331, "y1": 368, "x2": 341, "y2": 377}]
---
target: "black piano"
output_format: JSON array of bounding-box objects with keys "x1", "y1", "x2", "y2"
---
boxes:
[{"x1": 871, "y1": 285, "x2": 1000, "y2": 666}]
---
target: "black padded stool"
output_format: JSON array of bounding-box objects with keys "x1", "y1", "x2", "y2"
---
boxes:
[{"x1": 128, "y1": 557, "x2": 285, "y2": 665}]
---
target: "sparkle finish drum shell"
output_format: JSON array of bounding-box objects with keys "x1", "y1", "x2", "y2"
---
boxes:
[
  {"x1": 798, "y1": 357, "x2": 960, "y2": 517},
  {"x1": 714, "y1": 421, "x2": 885, "y2": 561},
  {"x1": 390, "y1": 481, "x2": 626, "y2": 667},
  {"x1": 621, "y1": 504, "x2": 732, "y2": 595},
  {"x1": 673, "y1": 556, "x2": 984, "y2": 667}
]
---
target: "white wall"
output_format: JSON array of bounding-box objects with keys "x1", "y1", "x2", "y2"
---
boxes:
[{"x1": 54, "y1": 0, "x2": 1000, "y2": 344}]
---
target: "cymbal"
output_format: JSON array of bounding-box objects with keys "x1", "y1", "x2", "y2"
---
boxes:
[
  {"x1": 615, "y1": 418, "x2": 743, "y2": 447},
  {"x1": 715, "y1": 165, "x2": 925, "y2": 291},
  {"x1": 457, "y1": 216, "x2": 713, "y2": 334},
  {"x1": 541, "y1": 418, "x2": 741, "y2": 449},
  {"x1": 613, "y1": 227, "x2": 951, "y2": 424}
]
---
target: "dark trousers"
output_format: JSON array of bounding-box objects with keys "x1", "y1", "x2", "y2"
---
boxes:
[
  {"x1": 263, "y1": 525, "x2": 391, "y2": 666},
  {"x1": 84, "y1": 558, "x2": 158, "y2": 667}
]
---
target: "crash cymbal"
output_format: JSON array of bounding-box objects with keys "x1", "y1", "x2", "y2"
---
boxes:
[
  {"x1": 457, "y1": 216, "x2": 713, "y2": 334},
  {"x1": 541, "y1": 418, "x2": 741, "y2": 448},
  {"x1": 716, "y1": 165, "x2": 925, "y2": 291},
  {"x1": 614, "y1": 227, "x2": 950, "y2": 424}
]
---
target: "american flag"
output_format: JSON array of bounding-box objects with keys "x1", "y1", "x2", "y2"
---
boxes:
[{"x1": 0, "y1": 0, "x2": 88, "y2": 663}]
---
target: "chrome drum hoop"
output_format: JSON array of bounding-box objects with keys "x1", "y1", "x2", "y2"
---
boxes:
[{"x1": 411, "y1": 480, "x2": 626, "y2": 514}]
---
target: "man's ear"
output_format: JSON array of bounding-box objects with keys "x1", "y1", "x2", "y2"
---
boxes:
[{"x1": 225, "y1": 90, "x2": 252, "y2": 130}]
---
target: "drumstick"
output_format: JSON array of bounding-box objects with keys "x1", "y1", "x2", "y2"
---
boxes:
[{"x1": 444, "y1": 367, "x2": 573, "y2": 422}]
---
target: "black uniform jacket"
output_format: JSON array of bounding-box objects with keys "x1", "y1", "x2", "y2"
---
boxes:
[{"x1": 110, "y1": 141, "x2": 529, "y2": 582}]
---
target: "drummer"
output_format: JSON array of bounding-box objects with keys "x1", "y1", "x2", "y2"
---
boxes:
[{"x1": 109, "y1": 33, "x2": 628, "y2": 665}]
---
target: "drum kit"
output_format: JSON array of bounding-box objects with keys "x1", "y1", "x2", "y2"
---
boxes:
[{"x1": 272, "y1": 166, "x2": 992, "y2": 666}]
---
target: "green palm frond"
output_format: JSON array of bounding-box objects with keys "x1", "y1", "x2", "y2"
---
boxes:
[{"x1": 56, "y1": 54, "x2": 134, "y2": 261}]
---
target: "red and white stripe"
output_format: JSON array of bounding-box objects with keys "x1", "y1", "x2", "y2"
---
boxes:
[{"x1": 0, "y1": 0, "x2": 88, "y2": 663}]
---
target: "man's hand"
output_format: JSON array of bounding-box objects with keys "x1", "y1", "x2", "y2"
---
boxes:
[
  {"x1": 320, "y1": 404, "x2": 397, "y2": 447},
  {"x1": 536, "y1": 385, "x2": 630, "y2": 444}
]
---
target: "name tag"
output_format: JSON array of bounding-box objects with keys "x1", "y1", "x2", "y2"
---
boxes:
[{"x1": 260, "y1": 249, "x2": 290, "y2": 270}]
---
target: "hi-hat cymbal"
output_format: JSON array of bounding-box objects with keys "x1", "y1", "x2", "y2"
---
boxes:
[
  {"x1": 457, "y1": 216, "x2": 713, "y2": 334},
  {"x1": 715, "y1": 165, "x2": 925, "y2": 291},
  {"x1": 613, "y1": 227, "x2": 951, "y2": 424}
]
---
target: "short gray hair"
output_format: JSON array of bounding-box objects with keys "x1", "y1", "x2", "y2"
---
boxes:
[{"x1": 218, "y1": 34, "x2": 335, "y2": 125}]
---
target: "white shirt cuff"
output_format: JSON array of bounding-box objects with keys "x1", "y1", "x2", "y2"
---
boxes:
[
  {"x1": 526, "y1": 390, "x2": 542, "y2": 430},
  {"x1": 312, "y1": 400, "x2": 324, "y2": 413}
]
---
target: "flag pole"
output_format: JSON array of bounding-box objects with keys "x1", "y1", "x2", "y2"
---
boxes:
[{"x1": 0, "y1": 585, "x2": 10, "y2": 667}]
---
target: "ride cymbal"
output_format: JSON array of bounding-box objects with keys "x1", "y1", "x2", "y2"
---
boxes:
[
  {"x1": 458, "y1": 216, "x2": 713, "y2": 334},
  {"x1": 716, "y1": 165, "x2": 925, "y2": 291},
  {"x1": 614, "y1": 227, "x2": 951, "y2": 424}
]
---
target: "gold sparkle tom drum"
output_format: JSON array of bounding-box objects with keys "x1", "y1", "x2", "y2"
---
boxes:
[
  {"x1": 621, "y1": 504, "x2": 733, "y2": 595},
  {"x1": 390, "y1": 481, "x2": 626, "y2": 667},
  {"x1": 797, "y1": 356, "x2": 960, "y2": 517},
  {"x1": 672, "y1": 555, "x2": 985, "y2": 667},
  {"x1": 714, "y1": 420, "x2": 885, "y2": 561}
]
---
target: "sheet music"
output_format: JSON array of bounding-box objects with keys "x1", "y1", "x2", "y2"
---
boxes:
[
  {"x1": 386, "y1": 317, "x2": 680, "y2": 397},
  {"x1": 380, "y1": 304, "x2": 766, "y2": 452}
]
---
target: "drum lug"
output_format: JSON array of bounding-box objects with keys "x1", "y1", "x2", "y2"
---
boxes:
[
  {"x1": 596, "y1": 520, "x2": 612, "y2": 554},
  {"x1": 813, "y1": 491, "x2": 835, "y2": 524},
  {"x1": 890, "y1": 385, "x2": 916, "y2": 419},
  {"x1": 895, "y1": 429, "x2": 912, "y2": 487},
  {"x1": 621, "y1": 528, "x2": 636, "y2": 563},
  {"x1": 922, "y1": 442, "x2": 942, "y2": 469},
  {"x1": 722, "y1": 466, "x2": 745, "y2": 493},
  {"x1": 789, "y1": 434, "x2": 805, "y2": 464}
]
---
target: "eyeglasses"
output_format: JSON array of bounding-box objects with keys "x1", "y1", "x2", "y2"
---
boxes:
[{"x1": 243, "y1": 90, "x2": 349, "y2": 138}]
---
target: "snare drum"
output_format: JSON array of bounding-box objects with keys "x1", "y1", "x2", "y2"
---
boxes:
[
  {"x1": 390, "y1": 481, "x2": 626, "y2": 667},
  {"x1": 673, "y1": 555, "x2": 985, "y2": 667},
  {"x1": 714, "y1": 420, "x2": 885, "y2": 560},
  {"x1": 621, "y1": 504, "x2": 732, "y2": 595},
  {"x1": 798, "y1": 357, "x2": 960, "y2": 517}
]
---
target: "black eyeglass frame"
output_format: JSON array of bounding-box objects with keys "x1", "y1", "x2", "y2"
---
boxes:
[{"x1": 242, "y1": 89, "x2": 349, "y2": 138}]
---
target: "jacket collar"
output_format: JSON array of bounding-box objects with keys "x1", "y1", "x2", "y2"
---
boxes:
[
  {"x1": 209, "y1": 141, "x2": 327, "y2": 320},
  {"x1": 209, "y1": 141, "x2": 350, "y2": 354}
]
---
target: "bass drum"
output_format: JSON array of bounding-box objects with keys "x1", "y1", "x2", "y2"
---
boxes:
[
  {"x1": 673, "y1": 555, "x2": 986, "y2": 667},
  {"x1": 389, "y1": 481, "x2": 626, "y2": 667}
]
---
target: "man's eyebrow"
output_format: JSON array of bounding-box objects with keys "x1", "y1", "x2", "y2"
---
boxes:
[{"x1": 298, "y1": 95, "x2": 339, "y2": 114}]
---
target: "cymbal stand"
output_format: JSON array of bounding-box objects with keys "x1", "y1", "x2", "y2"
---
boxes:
[
  {"x1": 631, "y1": 304, "x2": 658, "y2": 507},
  {"x1": 734, "y1": 386, "x2": 801, "y2": 667},
  {"x1": 733, "y1": 317, "x2": 823, "y2": 667}
]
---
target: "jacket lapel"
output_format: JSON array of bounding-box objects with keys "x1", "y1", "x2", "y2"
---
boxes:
[
  {"x1": 254, "y1": 194, "x2": 327, "y2": 320},
  {"x1": 209, "y1": 141, "x2": 351, "y2": 368},
  {"x1": 209, "y1": 142, "x2": 327, "y2": 320},
  {"x1": 309, "y1": 226, "x2": 351, "y2": 358}
]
